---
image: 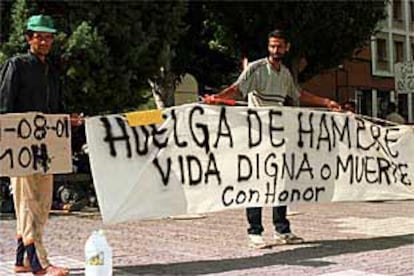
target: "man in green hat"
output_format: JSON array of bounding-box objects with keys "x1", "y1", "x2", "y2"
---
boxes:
[{"x1": 0, "y1": 14, "x2": 69, "y2": 276}]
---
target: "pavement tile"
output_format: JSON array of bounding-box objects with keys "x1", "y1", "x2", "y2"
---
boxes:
[{"x1": 0, "y1": 201, "x2": 413, "y2": 275}]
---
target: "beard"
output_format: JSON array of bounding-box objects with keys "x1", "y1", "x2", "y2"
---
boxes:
[{"x1": 271, "y1": 53, "x2": 285, "y2": 61}]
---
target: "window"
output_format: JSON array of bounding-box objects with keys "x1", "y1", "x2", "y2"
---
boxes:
[
  {"x1": 358, "y1": 89, "x2": 373, "y2": 117},
  {"x1": 398, "y1": 93, "x2": 409, "y2": 121},
  {"x1": 412, "y1": 43, "x2": 414, "y2": 60},
  {"x1": 394, "y1": 40, "x2": 404, "y2": 62},
  {"x1": 393, "y1": 0, "x2": 403, "y2": 21},
  {"x1": 377, "y1": 90, "x2": 391, "y2": 119},
  {"x1": 377, "y1": 38, "x2": 387, "y2": 62},
  {"x1": 410, "y1": 0, "x2": 414, "y2": 22}
]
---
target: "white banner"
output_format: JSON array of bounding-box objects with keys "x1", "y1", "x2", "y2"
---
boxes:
[
  {"x1": 85, "y1": 104, "x2": 414, "y2": 224},
  {"x1": 0, "y1": 113, "x2": 72, "y2": 176}
]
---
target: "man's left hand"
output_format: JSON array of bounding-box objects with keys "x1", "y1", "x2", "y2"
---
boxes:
[
  {"x1": 325, "y1": 99, "x2": 342, "y2": 112},
  {"x1": 70, "y1": 113, "x2": 84, "y2": 127}
]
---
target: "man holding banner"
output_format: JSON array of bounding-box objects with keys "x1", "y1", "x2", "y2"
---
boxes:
[
  {"x1": 0, "y1": 15, "x2": 69, "y2": 276},
  {"x1": 204, "y1": 29, "x2": 341, "y2": 248}
]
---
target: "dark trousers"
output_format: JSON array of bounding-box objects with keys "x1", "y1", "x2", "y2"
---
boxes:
[{"x1": 246, "y1": 206, "x2": 291, "y2": 235}]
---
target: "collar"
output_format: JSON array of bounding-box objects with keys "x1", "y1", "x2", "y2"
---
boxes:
[
  {"x1": 27, "y1": 50, "x2": 49, "y2": 64},
  {"x1": 266, "y1": 57, "x2": 282, "y2": 72}
]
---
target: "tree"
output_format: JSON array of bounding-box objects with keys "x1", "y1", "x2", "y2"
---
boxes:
[
  {"x1": 58, "y1": 0, "x2": 188, "y2": 113},
  {"x1": 150, "y1": 1, "x2": 388, "y2": 108},
  {"x1": 0, "y1": 1, "x2": 388, "y2": 112},
  {"x1": 0, "y1": 0, "x2": 35, "y2": 63},
  {"x1": 171, "y1": 2, "x2": 239, "y2": 92},
  {"x1": 1, "y1": 0, "x2": 188, "y2": 114},
  {"x1": 205, "y1": 1, "x2": 388, "y2": 83},
  {"x1": 60, "y1": 21, "x2": 112, "y2": 114},
  {"x1": 152, "y1": 1, "x2": 240, "y2": 108}
]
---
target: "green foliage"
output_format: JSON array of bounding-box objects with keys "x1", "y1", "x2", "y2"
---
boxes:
[
  {"x1": 0, "y1": 0, "x2": 388, "y2": 113},
  {"x1": 171, "y1": 2, "x2": 239, "y2": 91},
  {"x1": 59, "y1": 1, "x2": 187, "y2": 114},
  {"x1": 171, "y1": 0, "x2": 387, "y2": 91},
  {"x1": 204, "y1": 0, "x2": 388, "y2": 82},
  {"x1": 0, "y1": 0, "x2": 32, "y2": 63},
  {"x1": 0, "y1": 52, "x2": 7, "y2": 65},
  {"x1": 60, "y1": 21, "x2": 112, "y2": 114},
  {"x1": 1, "y1": 1, "x2": 187, "y2": 114}
]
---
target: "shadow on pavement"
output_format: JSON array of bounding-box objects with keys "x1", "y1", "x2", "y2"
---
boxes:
[{"x1": 116, "y1": 234, "x2": 413, "y2": 275}]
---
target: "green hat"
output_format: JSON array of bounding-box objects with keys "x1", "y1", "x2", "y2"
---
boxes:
[{"x1": 26, "y1": 15, "x2": 56, "y2": 33}]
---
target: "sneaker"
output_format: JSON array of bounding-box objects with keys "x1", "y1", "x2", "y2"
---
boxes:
[
  {"x1": 273, "y1": 232, "x2": 304, "y2": 245},
  {"x1": 248, "y1": 234, "x2": 267, "y2": 249}
]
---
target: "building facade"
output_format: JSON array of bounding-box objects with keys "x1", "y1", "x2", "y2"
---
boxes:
[{"x1": 303, "y1": 0, "x2": 414, "y2": 123}]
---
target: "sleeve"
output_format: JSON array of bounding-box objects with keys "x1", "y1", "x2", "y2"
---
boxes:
[
  {"x1": 58, "y1": 74, "x2": 66, "y2": 113},
  {"x1": 0, "y1": 60, "x2": 19, "y2": 113},
  {"x1": 234, "y1": 64, "x2": 256, "y2": 98},
  {"x1": 59, "y1": 88, "x2": 66, "y2": 113}
]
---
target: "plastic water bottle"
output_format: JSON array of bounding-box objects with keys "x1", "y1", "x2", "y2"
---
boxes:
[{"x1": 84, "y1": 230, "x2": 113, "y2": 276}]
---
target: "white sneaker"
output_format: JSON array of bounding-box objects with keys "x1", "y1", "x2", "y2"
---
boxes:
[
  {"x1": 248, "y1": 234, "x2": 267, "y2": 248},
  {"x1": 273, "y1": 232, "x2": 304, "y2": 245}
]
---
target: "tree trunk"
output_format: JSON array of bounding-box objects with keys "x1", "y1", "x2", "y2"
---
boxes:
[
  {"x1": 148, "y1": 43, "x2": 176, "y2": 109},
  {"x1": 148, "y1": 70, "x2": 176, "y2": 108}
]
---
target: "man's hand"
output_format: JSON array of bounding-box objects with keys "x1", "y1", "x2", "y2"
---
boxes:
[
  {"x1": 203, "y1": 94, "x2": 219, "y2": 105},
  {"x1": 202, "y1": 94, "x2": 239, "y2": 106},
  {"x1": 70, "y1": 113, "x2": 84, "y2": 127},
  {"x1": 324, "y1": 98, "x2": 342, "y2": 112},
  {"x1": 300, "y1": 90, "x2": 342, "y2": 111}
]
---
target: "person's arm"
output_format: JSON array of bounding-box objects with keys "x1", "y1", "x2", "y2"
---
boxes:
[
  {"x1": 299, "y1": 89, "x2": 341, "y2": 111},
  {"x1": 216, "y1": 84, "x2": 241, "y2": 99},
  {"x1": 0, "y1": 60, "x2": 18, "y2": 113},
  {"x1": 203, "y1": 84, "x2": 242, "y2": 105}
]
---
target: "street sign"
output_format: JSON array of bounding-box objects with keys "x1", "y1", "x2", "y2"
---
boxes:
[{"x1": 395, "y1": 61, "x2": 414, "y2": 92}]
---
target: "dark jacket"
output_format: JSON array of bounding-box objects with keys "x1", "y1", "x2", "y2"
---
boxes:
[{"x1": 0, "y1": 52, "x2": 64, "y2": 114}]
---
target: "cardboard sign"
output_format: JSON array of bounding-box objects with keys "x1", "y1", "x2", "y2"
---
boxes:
[{"x1": 0, "y1": 113, "x2": 72, "y2": 176}]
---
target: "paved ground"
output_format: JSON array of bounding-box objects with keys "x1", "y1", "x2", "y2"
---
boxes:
[{"x1": 0, "y1": 200, "x2": 413, "y2": 275}]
